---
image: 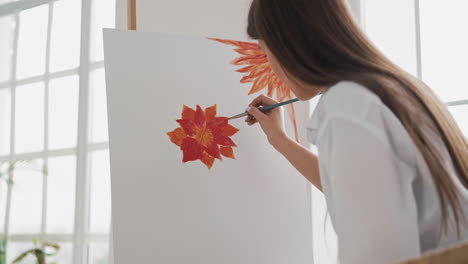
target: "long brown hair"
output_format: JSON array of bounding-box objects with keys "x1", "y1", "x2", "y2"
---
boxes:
[{"x1": 247, "y1": 0, "x2": 468, "y2": 235}]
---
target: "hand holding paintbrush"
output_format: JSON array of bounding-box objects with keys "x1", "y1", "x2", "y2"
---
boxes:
[
  {"x1": 231, "y1": 95, "x2": 299, "y2": 145},
  {"x1": 229, "y1": 97, "x2": 299, "y2": 121}
]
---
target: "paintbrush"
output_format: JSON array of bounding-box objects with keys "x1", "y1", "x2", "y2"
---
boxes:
[{"x1": 229, "y1": 98, "x2": 299, "y2": 120}]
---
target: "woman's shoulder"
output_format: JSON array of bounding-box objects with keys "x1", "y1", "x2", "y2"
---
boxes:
[
  {"x1": 317, "y1": 80, "x2": 382, "y2": 120},
  {"x1": 307, "y1": 80, "x2": 385, "y2": 135},
  {"x1": 306, "y1": 80, "x2": 412, "y2": 148}
]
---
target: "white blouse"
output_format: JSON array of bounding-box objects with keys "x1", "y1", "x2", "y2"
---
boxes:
[{"x1": 306, "y1": 81, "x2": 468, "y2": 264}]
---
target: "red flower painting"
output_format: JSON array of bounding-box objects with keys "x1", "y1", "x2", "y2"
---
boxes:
[
  {"x1": 167, "y1": 104, "x2": 240, "y2": 169},
  {"x1": 209, "y1": 38, "x2": 299, "y2": 142}
]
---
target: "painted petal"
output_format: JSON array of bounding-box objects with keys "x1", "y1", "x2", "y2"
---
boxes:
[
  {"x1": 232, "y1": 56, "x2": 267, "y2": 66},
  {"x1": 240, "y1": 65, "x2": 269, "y2": 83},
  {"x1": 167, "y1": 127, "x2": 186, "y2": 146},
  {"x1": 214, "y1": 134, "x2": 237, "y2": 147},
  {"x1": 220, "y1": 146, "x2": 235, "y2": 159},
  {"x1": 276, "y1": 82, "x2": 292, "y2": 101},
  {"x1": 210, "y1": 37, "x2": 299, "y2": 143},
  {"x1": 223, "y1": 124, "x2": 239, "y2": 137},
  {"x1": 207, "y1": 117, "x2": 229, "y2": 135},
  {"x1": 248, "y1": 72, "x2": 269, "y2": 95},
  {"x1": 236, "y1": 65, "x2": 257, "y2": 73},
  {"x1": 194, "y1": 105, "x2": 206, "y2": 127},
  {"x1": 182, "y1": 105, "x2": 196, "y2": 120},
  {"x1": 285, "y1": 103, "x2": 300, "y2": 142},
  {"x1": 207, "y1": 37, "x2": 240, "y2": 46},
  {"x1": 267, "y1": 83, "x2": 275, "y2": 97},
  {"x1": 208, "y1": 38, "x2": 260, "y2": 51},
  {"x1": 234, "y1": 47, "x2": 262, "y2": 56},
  {"x1": 205, "y1": 104, "x2": 217, "y2": 121},
  {"x1": 205, "y1": 142, "x2": 222, "y2": 160},
  {"x1": 181, "y1": 137, "x2": 204, "y2": 162},
  {"x1": 177, "y1": 119, "x2": 196, "y2": 136},
  {"x1": 200, "y1": 152, "x2": 215, "y2": 169}
]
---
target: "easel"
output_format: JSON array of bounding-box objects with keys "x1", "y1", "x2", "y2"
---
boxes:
[
  {"x1": 118, "y1": 2, "x2": 468, "y2": 263},
  {"x1": 128, "y1": 0, "x2": 136, "y2": 30}
]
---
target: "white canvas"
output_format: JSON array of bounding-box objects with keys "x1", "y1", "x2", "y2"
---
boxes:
[{"x1": 103, "y1": 29, "x2": 313, "y2": 264}]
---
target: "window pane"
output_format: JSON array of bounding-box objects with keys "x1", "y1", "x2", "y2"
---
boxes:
[
  {"x1": 364, "y1": 0, "x2": 417, "y2": 75},
  {"x1": 16, "y1": 5, "x2": 48, "y2": 79},
  {"x1": 0, "y1": 15, "x2": 15, "y2": 82},
  {"x1": 89, "y1": 150, "x2": 111, "y2": 233},
  {"x1": 90, "y1": 242, "x2": 110, "y2": 264},
  {"x1": 420, "y1": 1, "x2": 468, "y2": 102},
  {"x1": 46, "y1": 156, "x2": 76, "y2": 233},
  {"x1": 449, "y1": 105, "x2": 468, "y2": 136},
  {"x1": 9, "y1": 160, "x2": 43, "y2": 234},
  {"x1": 14, "y1": 82, "x2": 44, "y2": 154},
  {"x1": 49, "y1": 75, "x2": 79, "y2": 150},
  {"x1": 7, "y1": 240, "x2": 66, "y2": 264},
  {"x1": 0, "y1": 88, "x2": 11, "y2": 156},
  {"x1": 47, "y1": 242, "x2": 73, "y2": 263},
  {"x1": 6, "y1": 242, "x2": 36, "y2": 264},
  {"x1": 90, "y1": 68, "x2": 109, "y2": 143},
  {"x1": 90, "y1": 0, "x2": 115, "y2": 61},
  {"x1": 0, "y1": 163, "x2": 9, "y2": 232},
  {"x1": 49, "y1": 0, "x2": 81, "y2": 72}
]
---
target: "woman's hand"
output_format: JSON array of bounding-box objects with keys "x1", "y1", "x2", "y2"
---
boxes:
[
  {"x1": 246, "y1": 95, "x2": 322, "y2": 191},
  {"x1": 245, "y1": 94, "x2": 287, "y2": 147}
]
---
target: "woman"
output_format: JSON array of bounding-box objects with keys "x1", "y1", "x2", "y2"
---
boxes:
[{"x1": 244, "y1": 0, "x2": 468, "y2": 263}]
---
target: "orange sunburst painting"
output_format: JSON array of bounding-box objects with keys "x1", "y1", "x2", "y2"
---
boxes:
[
  {"x1": 167, "y1": 104, "x2": 240, "y2": 169},
  {"x1": 209, "y1": 38, "x2": 299, "y2": 142}
]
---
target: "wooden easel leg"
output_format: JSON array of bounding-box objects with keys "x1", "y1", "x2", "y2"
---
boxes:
[{"x1": 128, "y1": 0, "x2": 136, "y2": 30}]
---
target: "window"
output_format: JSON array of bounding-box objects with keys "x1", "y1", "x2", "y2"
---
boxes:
[
  {"x1": 363, "y1": 0, "x2": 468, "y2": 131},
  {"x1": 0, "y1": 0, "x2": 115, "y2": 263}
]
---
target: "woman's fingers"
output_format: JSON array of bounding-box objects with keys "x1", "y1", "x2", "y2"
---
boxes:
[
  {"x1": 248, "y1": 94, "x2": 279, "y2": 108},
  {"x1": 245, "y1": 115, "x2": 256, "y2": 125},
  {"x1": 244, "y1": 95, "x2": 286, "y2": 145},
  {"x1": 247, "y1": 106, "x2": 267, "y2": 123},
  {"x1": 245, "y1": 95, "x2": 280, "y2": 126}
]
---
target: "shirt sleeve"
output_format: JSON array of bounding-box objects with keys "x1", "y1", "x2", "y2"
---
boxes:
[{"x1": 316, "y1": 116, "x2": 421, "y2": 264}]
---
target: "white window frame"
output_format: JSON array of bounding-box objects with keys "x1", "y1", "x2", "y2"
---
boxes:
[
  {"x1": 413, "y1": 0, "x2": 468, "y2": 107},
  {"x1": 361, "y1": 0, "x2": 468, "y2": 108},
  {"x1": 0, "y1": 0, "x2": 112, "y2": 263}
]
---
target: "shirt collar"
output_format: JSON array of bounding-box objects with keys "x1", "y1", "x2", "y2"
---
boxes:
[{"x1": 305, "y1": 94, "x2": 326, "y2": 145}]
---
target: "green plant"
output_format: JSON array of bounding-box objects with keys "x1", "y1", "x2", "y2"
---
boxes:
[
  {"x1": 0, "y1": 161, "x2": 48, "y2": 264},
  {"x1": 0, "y1": 239, "x2": 6, "y2": 264},
  {"x1": 0, "y1": 161, "x2": 13, "y2": 264},
  {"x1": 11, "y1": 238, "x2": 60, "y2": 264}
]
